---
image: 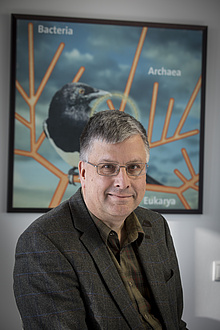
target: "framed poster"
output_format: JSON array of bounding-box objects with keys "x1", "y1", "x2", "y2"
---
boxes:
[{"x1": 7, "y1": 14, "x2": 207, "y2": 213}]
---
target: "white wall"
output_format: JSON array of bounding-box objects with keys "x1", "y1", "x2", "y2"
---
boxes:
[{"x1": 1, "y1": 0, "x2": 220, "y2": 329}]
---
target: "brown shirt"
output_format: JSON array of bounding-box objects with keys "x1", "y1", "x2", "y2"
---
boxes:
[{"x1": 91, "y1": 212, "x2": 162, "y2": 329}]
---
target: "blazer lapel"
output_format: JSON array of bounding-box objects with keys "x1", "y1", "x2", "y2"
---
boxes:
[{"x1": 137, "y1": 217, "x2": 173, "y2": 328}]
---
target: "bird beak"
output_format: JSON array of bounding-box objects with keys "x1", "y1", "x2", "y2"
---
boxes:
[
  {"x1": 97, "y1": 89, "x2": 112, "y2": 97},
  {"x1": 87, "y1": 89, "x2": 111, "y2": 101}
]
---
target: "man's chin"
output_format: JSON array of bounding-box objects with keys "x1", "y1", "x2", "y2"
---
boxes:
[{"x1": 106, "y1": 203, "x2": 134, "y2": 219}]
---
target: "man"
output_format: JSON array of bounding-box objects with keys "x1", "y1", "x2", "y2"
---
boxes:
[{"x1": 13, "y1": 110, "x2": 188, "y2": 329}]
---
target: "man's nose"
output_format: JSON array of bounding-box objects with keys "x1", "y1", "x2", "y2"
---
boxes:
[{"x1": 114, "y1": 167, "x2": 130, "y2": 189}]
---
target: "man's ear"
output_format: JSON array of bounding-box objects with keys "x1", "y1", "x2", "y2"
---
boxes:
[{"x1": 78, "y1": 161, "x2": 86, "y2": 186}]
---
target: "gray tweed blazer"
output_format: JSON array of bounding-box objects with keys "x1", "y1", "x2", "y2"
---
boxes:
[{"x1": 13, "y1": 189, "x2": 187, "y2": 329}]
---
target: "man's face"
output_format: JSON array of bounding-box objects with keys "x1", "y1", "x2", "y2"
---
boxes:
[{"x1": 79, "y1": 134, "x2": 147, "y2": 225}]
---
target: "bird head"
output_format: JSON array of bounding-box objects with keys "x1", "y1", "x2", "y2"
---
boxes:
[
  {"x1": 72, "y1": 82, "x2": 110, "y2": 103},
  {"x1": 49, "y1": 82, "x2": 110, "y2": 119}
]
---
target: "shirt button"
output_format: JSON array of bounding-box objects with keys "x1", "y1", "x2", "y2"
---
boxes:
[{"x1": 128, "y1": 281, "x2": 133, "y2": 287}]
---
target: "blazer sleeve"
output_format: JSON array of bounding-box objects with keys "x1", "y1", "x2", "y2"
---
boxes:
[
  {"x1": 13, "y1": 227, "x2": 89, "y2": 330},
  {"x1": 163, "y1": 218, "x2": 188, "y2": 330}
]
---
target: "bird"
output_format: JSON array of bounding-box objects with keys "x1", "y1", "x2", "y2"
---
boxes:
[{"x1": 43, "y1": 82, "x2": 110, "y2": 183}]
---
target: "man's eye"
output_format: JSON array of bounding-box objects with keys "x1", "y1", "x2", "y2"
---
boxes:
[
  {"x1": 128, "y1": 164, "x2": 141, "y2": 170},
  {"x1": 99, "y1": 164, "x2": 116, "y2": 173},
  {"x1": 102, "y1": 164, "x2": 115, "y2": 170}
]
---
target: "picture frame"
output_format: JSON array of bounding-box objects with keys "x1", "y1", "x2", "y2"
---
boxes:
[{"x1": 7, "y1": 13, "x2": 207, "y2": 213}]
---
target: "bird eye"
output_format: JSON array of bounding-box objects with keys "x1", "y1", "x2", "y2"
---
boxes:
[{"x1": 79, "y1": 88, "x2": 85, "y2": 94}]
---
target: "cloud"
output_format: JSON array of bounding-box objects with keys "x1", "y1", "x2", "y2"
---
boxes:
[{"x1": 64, "y1": 49, "x2": 94, "y2": 62}]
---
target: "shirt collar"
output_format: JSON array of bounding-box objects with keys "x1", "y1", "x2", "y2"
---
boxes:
[{"x1": 90, "y1": 212, "x2": 145, "y2": 247}]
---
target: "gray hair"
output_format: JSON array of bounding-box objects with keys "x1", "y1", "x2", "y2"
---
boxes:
[{"x1": 79, "y1": 110, "x2": 150, "y2": 162}]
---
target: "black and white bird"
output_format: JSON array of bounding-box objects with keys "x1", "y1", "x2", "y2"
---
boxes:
[{"x1": 43, "y1": 82, "x2": 110, "y2": 183}]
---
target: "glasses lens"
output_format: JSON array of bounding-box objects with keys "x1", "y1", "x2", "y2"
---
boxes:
[
  {"x1": 98, "y1": 163, "x2": 117, "y2": 176},
  {"x1": 127, "y1": 163, "x2": 145, "y2": 176}
]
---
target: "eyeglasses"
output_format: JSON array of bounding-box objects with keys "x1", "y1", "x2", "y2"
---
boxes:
[{"x1": 85, "y1": 161, "x2": 148, "y2": 177}]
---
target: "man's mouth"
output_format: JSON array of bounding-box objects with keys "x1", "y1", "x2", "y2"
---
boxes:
[{"x1": 108, "y1": 193, "x2": 133, "y2": 199}]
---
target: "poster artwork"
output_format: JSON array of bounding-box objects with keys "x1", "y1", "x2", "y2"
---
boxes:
[{"x1": 8, "y1": 15, "x2": 207, "y2": 213}]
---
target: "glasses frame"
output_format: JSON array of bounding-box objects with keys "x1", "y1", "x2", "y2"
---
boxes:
[{"x1": 85, "y1": 161, "x2": 148, "y2": 177}]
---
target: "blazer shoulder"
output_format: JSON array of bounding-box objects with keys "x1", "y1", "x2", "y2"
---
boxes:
[
  {"x1": 18, "y1": 189, "x2": 86, "y2": 238},
  {"x1": 21, "y1": 198, "x2": 73, "y2": 236}
]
